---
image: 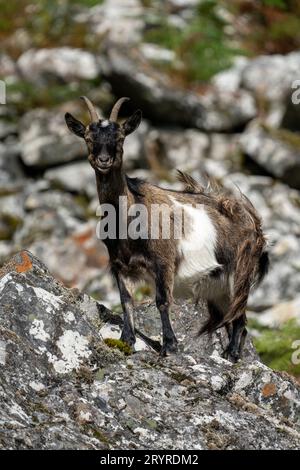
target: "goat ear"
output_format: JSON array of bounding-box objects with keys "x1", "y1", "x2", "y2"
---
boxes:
[
  {"x1": 122, "y1": 110, "x2": 142, "y2": 136},
  {"x1": 65, "y1": 113, "x2": 86, "y2": 138}
]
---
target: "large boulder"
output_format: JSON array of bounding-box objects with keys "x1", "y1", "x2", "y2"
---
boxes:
[
  {"x1": 75, "y1": 0, "x2": 144, "y2": 45},
  {"x1": 212, "y1": 51, "x2": 300, "y2": 129},
  {"x1": 240, "y1": 122, "x2": 300, "y2": 190},
  {"x1": 17, "y1": 48, "x2": 101, "y2": 83},
  {"x1": 241, "y1": 52, "x2": 300, "y2": 103},
  {"x1": 0, "y1": 251, "x2": 299, "y2": 449},
  {"x1": 101, "y1": 48, "x2": 256, "y2": 131},
  {"x1": 19, "y1": 109, "x2": 86, "y2": 168},
  {"x1": 44, "y1": 162, "x2": 96, "y2": 198}
]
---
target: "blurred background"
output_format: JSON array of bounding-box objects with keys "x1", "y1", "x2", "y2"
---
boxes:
[{"x1": 0, "y1": 0, "x2": 300, "y2": 378}]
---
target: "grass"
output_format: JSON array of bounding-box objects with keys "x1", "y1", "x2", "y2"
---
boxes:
[{"x1": 249, "y1": 318, "x2": 300, "y2": 378}]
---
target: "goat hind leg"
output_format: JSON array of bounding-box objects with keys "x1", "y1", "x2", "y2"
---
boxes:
[{"x1": 223, "y1": 315, "x2": 247, "y2": 362}]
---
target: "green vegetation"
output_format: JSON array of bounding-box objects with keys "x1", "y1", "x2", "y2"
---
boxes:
[
  {"x1": 104, "y1": 338, "x2": 133, "y2": 355},
  {"x1": 7, "y1": 78, "x2": 100, "y2": 114},
  {"x1": 0, "y1": 0, "x2": 100, "y2": 58},
  {"x1": 144, "y1": 0, "x2": 300, "y2": 83},
  {"x1": 145, "y1": 0, "x2": 245, "y2": 83},
  {"x1": 230, "y1": 0, "x2": 300, "y2": 55},
  {"x1": 249, "y1": 319, "x2": 300, "y2": 378}
]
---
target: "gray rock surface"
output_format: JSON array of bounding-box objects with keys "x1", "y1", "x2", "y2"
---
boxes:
[
  {"x1": 0, "y1": 251, "x2": 299, "y2": 450},
  {"x1": 240, "y1": 122, "x2": 300, "y2": 189},
  {"x1": 17, "y1": 48, "x2": 101, "y2": 83},
  {"x1": 19, "y1": 109, "x2": 87, "y2": 168},
  {"x1": 102, "y1": 48, "x2": 256, "y2": 131},
  {"x1": 0, "y1": 141, "x2": 24, "y2": 195}
]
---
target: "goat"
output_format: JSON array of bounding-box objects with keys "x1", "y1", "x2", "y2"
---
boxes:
[{"x1": 65, "y1": 96, "x2": 269, "y2": 361}]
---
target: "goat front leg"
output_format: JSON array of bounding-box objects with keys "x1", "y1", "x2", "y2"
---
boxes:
[
  {"x1": 155, "y1": 267, "x2": 178, "y2": 356},
  {"x1": 114, "y1": 272, "x2": 136, "y2": 347}
]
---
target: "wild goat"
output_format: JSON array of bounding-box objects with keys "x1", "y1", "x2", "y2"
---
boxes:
[{"x1": 65, "y1": 96, "x2": 269, "y2": 361}]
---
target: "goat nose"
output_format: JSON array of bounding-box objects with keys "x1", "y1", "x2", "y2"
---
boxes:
[{"x1": 100, "y1": 154, "x2": 110, "y2": 162}]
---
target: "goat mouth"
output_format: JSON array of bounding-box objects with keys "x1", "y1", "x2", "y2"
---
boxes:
[{"x1": 95, "y1": 161, "x2": 113, "y2": 172}]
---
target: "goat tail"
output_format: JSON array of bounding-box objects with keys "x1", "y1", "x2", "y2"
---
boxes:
[
  {"x1": 198, "y1": 300, "x2": 224, "y2": 336},
  {"x1": 221, "y1": 239, "x2": 267, "y2": 328},
  {"x1": 199, "y1": 238, "x2": 267, "y2": 336}
]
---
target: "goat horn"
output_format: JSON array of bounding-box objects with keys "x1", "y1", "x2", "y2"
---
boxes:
[
  {"x1": 80, "y1": 96, "x2": 100, "y2": 122},
  {"x1": 109, "y1": 97, "x2": 130, "y2": 122}
]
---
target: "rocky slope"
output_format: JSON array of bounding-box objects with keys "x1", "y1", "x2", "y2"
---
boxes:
[
  {"x1": 0, "y1": 251, "x2": 299, "y2": 450},
  {"x1": 1, "y1": 0, "x2": 300, "y2": 396}
]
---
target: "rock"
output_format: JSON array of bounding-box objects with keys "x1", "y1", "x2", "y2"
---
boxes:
[
  {"x1": 213, "y1": 52, "x2": 300, "y2": 127},
  {"x1": 167, "y1": 0, "x2": 199, "y2": 9},
  {"x1": 146, "y1": 128, "x2": 209, "y2": 174},
  {"x1": 0, "y1": 121, "x2": 18, "y2": 140},
  {"x1": 19, "y1": 109, "x2": 86, "y2": 168},
  {"x1": 123, "y1": 120, "x2": 149, "y2": 169},
  {"x1": 17, "y1": 48, "x2": 101, "y2": 83},
  {"x1": 252, "y1": 297, "x2": 300, "y2": 328},
  {"x1": 0, "y1": 251, "x2": 299, "y2": 449},
  {"x1": 0, "y1": 141, "x2": 25, "y2": 194},
  {"x1": 0, "y1": 241, "x2": 14, "y2": 265},
  {"x1": 241, "y1": 52, "x2": 300, "y2": 103},
  {"x1": 240, "y1": 122, "x2": 300, "y2": 189},
  {"x1": 212, "y1": 57, "x2": 249, "y2": 94},
  {"x1": 0, "y1": 53, "x2": 17, "y2": 78},
  {"x1": 45, "y1": 162, "x2": 96, "y2": 198},
  {"x1": 23, "y1": 187, "x2": 86, "y2": 218},
  {"x1": 140, "y1": 43, "x2": 176, "y2": 64},
  {"x1": 281, "y1": 89, "x2": 300, "y2": 132},
  {"x1": 75, "y1": 0, "x2": 144, "y2": 45},
  {"x1": 0, "y1": 194, "x2": 24, "y2": 241},
  {"x1": 27, "y1": 221, "x2": 109, "y2": 293},
  {"x1": 102, "y1": 48, "x2": 256, "y2": 131}
]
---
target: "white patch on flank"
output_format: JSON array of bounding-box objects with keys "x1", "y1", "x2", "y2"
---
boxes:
[
  {"x1": 170, "y1": 197, "x2": 220, "y2": 280},
  {"x1": 49, "y1": 330, "x2": 91, "y2": 374},
  {"x1": 29, "y1": 381, "x2": 45, "y2": 392},
  {"x1": 29, "y1": 319, "x2": 50, "y2": 342},
  {"x1": 32, "y1": 287, "x2": 63, "y2": 313},
  {"x1": 0, "y1": 340, "x2": 6, "y2": 365},
  {"x1": 101, "y1": 120, "x2": 109, "y2": 127}
]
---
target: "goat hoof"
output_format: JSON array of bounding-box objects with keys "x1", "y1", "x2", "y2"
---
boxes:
[
  {"x1": 120, "y1": 332, "x2": 136, "y2": 348},
  {"x1": 222, "y1": 347, "x2": 240, "y2": 363},
  {"x1": 160, "y1": 339, "x2": 178, "y2": 357}
]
